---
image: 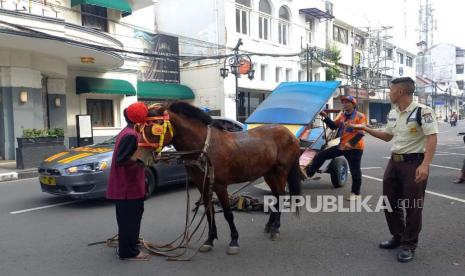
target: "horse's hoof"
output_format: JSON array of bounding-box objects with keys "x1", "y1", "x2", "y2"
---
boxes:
[
  {"x1": 226, "y1": 246, "x2": 240, "y2": 255},
  {"x1": 199, "y1": 244, "x2": 213, "y2": 252},
  {"x1": 270, "y1": 232, "x2": 280, "y2": 241},
  {"x1": 264, "y1": 226, "x2": 271, "y2": 233}
]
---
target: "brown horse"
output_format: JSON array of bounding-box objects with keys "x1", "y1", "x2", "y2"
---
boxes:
[{"x1": 136, "y1": 101, "x2": 302, "y2": 255}]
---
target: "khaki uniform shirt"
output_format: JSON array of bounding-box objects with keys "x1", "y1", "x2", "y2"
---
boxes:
[{"x1": 384, "y1": 102, "x2": 438, "y2": 154}]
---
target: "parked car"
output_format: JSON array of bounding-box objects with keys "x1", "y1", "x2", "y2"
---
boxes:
[{"x1": 38, "y1": 117, "x2": 243, "y2": 199}]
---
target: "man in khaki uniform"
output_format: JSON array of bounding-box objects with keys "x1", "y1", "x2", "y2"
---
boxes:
[{"x1": 351, "y1": 77, "x2": 438, "y2": 263}]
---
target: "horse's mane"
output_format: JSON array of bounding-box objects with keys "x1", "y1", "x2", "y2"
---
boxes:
[{"x1": 168, "y1": 101, "x2": 213, "y2": 126}]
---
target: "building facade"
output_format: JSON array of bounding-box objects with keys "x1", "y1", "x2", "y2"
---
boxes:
[
  {"x1": 154, "y1": 0, "x2": 331, "y2": 121},
  {"x1": 0, "y1": 0, "x2": 194, "y2": 160},
  {"x1": 330, "y1": 18, "x2": 416, "y2": 124},
  {"x1": 416, "y1": 43, "x2": 464, "y2": 119}
]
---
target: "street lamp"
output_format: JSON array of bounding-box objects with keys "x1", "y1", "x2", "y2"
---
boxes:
[{"x1": 220, "y1": 39, "x2": 255, "y2": 121}]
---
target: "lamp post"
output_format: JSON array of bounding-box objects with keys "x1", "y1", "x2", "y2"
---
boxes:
[{"x1": 220, "y1": 39, "x2": 254, "y2": 121}]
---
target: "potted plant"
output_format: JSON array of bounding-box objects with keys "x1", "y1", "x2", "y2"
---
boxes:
[{"x1": 16, "y1": 128, "x2": 66, "y2": 169}]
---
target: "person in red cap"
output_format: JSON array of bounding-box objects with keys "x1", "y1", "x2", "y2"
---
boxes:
[
  {"x1": 306, "y1": 95, "x2": 367, "y2": 201},
  {"x1": 107, "y1": 102, "x2": 149, "y2": 261}
]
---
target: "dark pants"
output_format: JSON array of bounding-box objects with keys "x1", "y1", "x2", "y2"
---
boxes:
[
  {"x1": 306, "y1": 146, "x2": 363, "y2": 195},
  {"x1": 383, "y1": 158, "x2": 427, "y2": 250},
  {"x1": 115, "y1": 199, "x2": 144, "y2": 258}
]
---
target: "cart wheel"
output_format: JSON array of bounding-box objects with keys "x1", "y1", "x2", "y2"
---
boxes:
[
  {"x1": 144, "y1": 168, "x2": 157, "y2": 199},
  {"x1": 328, "y1": 157, "x2": 348, "y2": 188}
]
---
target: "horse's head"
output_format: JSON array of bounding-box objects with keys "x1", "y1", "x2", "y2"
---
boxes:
[
  {"x1": 136, "y1": 104, "x2": 174, "y2": 151},
  {"x1": 132, "y1": 104, "x2": 174, "y2": 165}
]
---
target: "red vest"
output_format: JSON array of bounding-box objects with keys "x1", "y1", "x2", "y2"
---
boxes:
[{"x1": 106, "y1": 127, "x2": 146, "y2": 199}]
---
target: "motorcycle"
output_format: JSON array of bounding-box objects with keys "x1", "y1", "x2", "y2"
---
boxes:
[{"x1": 450, "y1": 116, "x2": 458, "y2": 127}]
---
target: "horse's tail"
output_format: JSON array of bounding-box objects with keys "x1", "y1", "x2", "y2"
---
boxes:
[{"x1": 287, "y1": 158, "x2": 302, "y2": 217}]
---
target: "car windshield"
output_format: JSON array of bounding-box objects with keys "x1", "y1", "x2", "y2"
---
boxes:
[{"x1": 97, "y1": 136, "x2": 117, "y2": 145}]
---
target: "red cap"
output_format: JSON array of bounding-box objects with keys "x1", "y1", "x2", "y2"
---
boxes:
[
  {"x1": 340, "y1": 96, "x2": 357, "y2": 106},
  {"x1": 125, "y1": 102, "x2": 148, "y2": 124}
]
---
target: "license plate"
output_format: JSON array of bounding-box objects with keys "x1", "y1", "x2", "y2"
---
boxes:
[{"x1": 40, "y1": 176, "x2": 56, "y2": 186}]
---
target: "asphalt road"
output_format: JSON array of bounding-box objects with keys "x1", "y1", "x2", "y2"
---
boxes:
[{"x1": 1, "y1": 121, "x2": 465, "y2": 275}]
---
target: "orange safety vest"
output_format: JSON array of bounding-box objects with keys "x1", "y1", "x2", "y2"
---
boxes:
[{"x1": 334, "y1": 111, "x2": 367, "y2": 150}]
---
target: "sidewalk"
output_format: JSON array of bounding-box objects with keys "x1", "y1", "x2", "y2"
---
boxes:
[{"x1": 0, "y1": 161, "x2": 38, "y2": 182}]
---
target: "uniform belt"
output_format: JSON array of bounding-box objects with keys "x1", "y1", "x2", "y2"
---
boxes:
[{"x1": 391, "y1": 153, "x2": 424, "y2": 162}]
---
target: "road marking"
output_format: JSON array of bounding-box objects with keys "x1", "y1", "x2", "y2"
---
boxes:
[
  {"x1": 436, "y1": 151, "x2": 465, "y2": 156},
  {"x1": 254, "y1": 182, "x2": 271, "y2": 192},
  {"x1": 361, "y1": 167, "x2": 382, "y2": 170},
  {"x1": 429, "y1": 164, "x2": 461, "y2": 170},
  {"x1": 434, "y1": 151, "x2": 465, "y2": 156},
  {"x1": 10, "y1": 200, "x2": 82, "y2": 214},
  {"x1": 383, "y1": 157, "x2": 461, "y2": 170},
  {"x1": 362, "y1": 175, "x2": 465, "y2": 204}
]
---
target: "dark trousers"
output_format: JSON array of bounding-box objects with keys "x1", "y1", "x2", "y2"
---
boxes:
[
  {"x1": 383, "y1": 158, "x2": 427, "y2": 250},
  {"x1": 306, "y1": 146, "x2": 363, "y2": 194},
  {"x1": 115, "y1": 199, "x2": 144, "y2": 258}
]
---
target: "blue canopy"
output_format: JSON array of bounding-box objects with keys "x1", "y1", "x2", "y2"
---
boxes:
[{"x1": 245, "y1": 81, "x2": 341, "y2": 125}]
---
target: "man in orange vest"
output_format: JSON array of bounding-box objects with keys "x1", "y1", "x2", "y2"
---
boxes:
[{"x1": 306, "y1": 96, "x2": 367, "y2": 200}]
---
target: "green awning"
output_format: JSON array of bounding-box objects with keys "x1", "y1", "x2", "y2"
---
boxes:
[
  {"x1": 71, "y1": 0, "x2": 132, "y2": 16},
  {"x1": 137, "y1": 82, "x2": 195, "y2": 100},
  {"x1": 76, "y1": 77, "x2": 136, "y2": 95}
]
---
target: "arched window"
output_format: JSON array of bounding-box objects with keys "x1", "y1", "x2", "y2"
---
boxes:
[
  {"x1": 236, "y1": 0, "x2": 251, "y2": 35},
  {"x1": 258, "y1": 0, "x2": 272, "y2": 40},
  {"x1": 278, "y1": 6, "x2": 290, "y2": 45}
]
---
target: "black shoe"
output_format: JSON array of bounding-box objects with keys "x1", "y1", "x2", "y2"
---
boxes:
[
  {"x1": 453, "y1": 178, "x2": 465, "y2": 184},
  {"x1": 379, "y1": 238, "x2": 400, "y2": 249},
  {"x1": 397, "y1": 248, "x2": 414, "y2": 263}
]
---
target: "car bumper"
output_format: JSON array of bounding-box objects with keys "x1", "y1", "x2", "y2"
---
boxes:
[{"x1": 39, "y1": 170, "x2": 109, "y2": 199}]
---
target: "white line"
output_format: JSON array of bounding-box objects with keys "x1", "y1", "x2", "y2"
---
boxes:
[
  {"x1": 361, "y1": 167, "x2": 382, "y2": 170},
  {"x1": 10, "y1": 200, "x2": 82, "y2": 214},
  {"x1": 382, "y1": 157, "x2": 461, "y2": 170},
  {"x1": 436, "y1": 151, "x2": 465, "y2": 156},
  {"x1": 362, "y1": 174, "x2": 465, "y2": 203},
  {"x1": 429, "y1": 164, "x2": 461, "y2": 171}
]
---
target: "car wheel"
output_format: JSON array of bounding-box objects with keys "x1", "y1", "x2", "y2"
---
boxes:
[
  {"x1": 463, "y1": 135, "x2": 465, "y2": 144},
  {"x1": 328, "y1": 157, "x2": 348, "y2": 188},
  {"x1": 145, "y1": 168, "x2": 156, "y2": 199}
]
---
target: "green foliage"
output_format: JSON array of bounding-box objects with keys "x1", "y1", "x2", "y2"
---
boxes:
[
  {"x1": 324, "y1": 45, "x2": 342, "y2": 81},
  {"x1": 22, "y1": 128, "x2": 64, "y2": 138}
]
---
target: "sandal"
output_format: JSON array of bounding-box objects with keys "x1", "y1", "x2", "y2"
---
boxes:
[{"x1": 120, "y1": 251, "x2": 149, "y2": 261}]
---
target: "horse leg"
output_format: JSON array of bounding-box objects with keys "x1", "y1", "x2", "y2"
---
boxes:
[
  {"x1": 216, "y1": 185, "x2": 240, "y2": 255},
  {"x1": 199, "y1": 185, "x2": 217, "y2": 253},
  {"x1": 264, "y1": 173, "x2": 286, "y2": 241}
]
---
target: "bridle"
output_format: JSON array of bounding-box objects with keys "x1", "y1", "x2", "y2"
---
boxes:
[{"x1": 136, "y1": 110, "x2": 174, "y2": 153}]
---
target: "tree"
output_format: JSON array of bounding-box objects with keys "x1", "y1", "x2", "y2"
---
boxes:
[{"x1": 325, "y1": 45, "x2": 342, "y2": 81}]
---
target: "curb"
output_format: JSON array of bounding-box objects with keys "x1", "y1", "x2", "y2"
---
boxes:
[
  {"x1": 0, "y1": 172, "x2": 18, "y2": 182},
  {"x1": 0, "y1": 169, "x2": 38, "y2": 182}
]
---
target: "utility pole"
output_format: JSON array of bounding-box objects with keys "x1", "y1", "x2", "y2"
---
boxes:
[
  {"x1": 433, "y1": 81, "x2": 436, "y2": 112},
  {"x1": 306, "y1": 44, "x2": 310, "y2": 82},
  {"x1": 306, "y1": 45, "x2": 313, "y2": 82}
]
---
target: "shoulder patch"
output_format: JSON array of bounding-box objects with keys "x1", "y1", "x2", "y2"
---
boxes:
[{"x1": 422, "y1": 113, "x2": 434, "y2": 123}]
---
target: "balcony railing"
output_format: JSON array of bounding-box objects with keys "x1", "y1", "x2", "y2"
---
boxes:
[{"x1": 0, "y1": 0, "x2": 65, "y2": 19}]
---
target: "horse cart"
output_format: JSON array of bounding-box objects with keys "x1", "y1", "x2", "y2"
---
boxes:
[{"x1": 244, "y1": 81, "x2": 349, "y2": 188}]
